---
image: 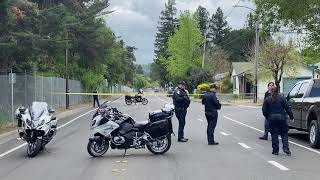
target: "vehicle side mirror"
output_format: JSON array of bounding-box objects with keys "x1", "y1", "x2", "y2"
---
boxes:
[{"x1": 48, "y1": 108, "x2": 55, "y2": 113}]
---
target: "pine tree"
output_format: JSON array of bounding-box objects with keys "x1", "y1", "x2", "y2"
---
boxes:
[
  {"x1": 207, "y1": 7, "x2": 230, "y2": 49},
  {"x1": 194, "y1": 6, "x2": 210, "y2": 37},
  {"x1": 152, "y1": 0, "x2": 178, "y2": 86}
]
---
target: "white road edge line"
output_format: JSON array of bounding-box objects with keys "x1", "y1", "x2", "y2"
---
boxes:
[
  {"x1": 224, "y1": 115, "x2": 320, "y2": 155},
  {"x1": 197, "y1": 119, "x2": 204, "y2": 122},
  {"x1": 57, "y1": 109, "x2": 96, "y2": 129},
  {"x1": 0, "y1": 100, "x2": 117, "y2": 159},
  {"x1": 268, "y1": 161, "x2": 290, "y2": 171},
  {"x1": 238, "y1": 143, "x2": 251, "y2": 149},
  {"x1": 157, "y1": 96, "x2": 170, "y2": 103},
  {"x1": 237, "y1": 105, "x2": 259, "y2": 109},
  {"x1": 220, "y1": 132, "x2": 229, "y2": 136}
]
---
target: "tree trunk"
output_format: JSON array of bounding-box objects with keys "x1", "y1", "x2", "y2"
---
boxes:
[{"x1": 275, "y1": 79, "x2": 281, "y2": 92}]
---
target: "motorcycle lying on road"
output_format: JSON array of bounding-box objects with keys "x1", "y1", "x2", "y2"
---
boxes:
[
  {"x1": 15, "y1": 102, "x2": 58, "y2": 157},
  {"x1": 87, "y1": 104, "x2": 174, "y2": 157},
  {"x1": 125, "y1": 95, "x2": 148, "y2": 105}
]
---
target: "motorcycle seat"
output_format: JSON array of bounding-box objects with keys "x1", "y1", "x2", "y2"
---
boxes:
[{"x1": 134, "y1": 120, "x2": 150, "y2": 129}]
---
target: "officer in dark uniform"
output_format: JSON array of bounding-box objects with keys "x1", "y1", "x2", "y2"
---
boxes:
[
  {"x1": 262, "y1": 86, "x2": 294, "y2": 155},
  {"x1": 172, "y1": 81, "x2": 190, "y2": 142},
  {"x1": 259, "y1": 82, "x2": 275, "y2": 140},
  {"x1": 93, "y1": 90, "x2": 100, "y2": 107},
  {"x1": 202, "y1": 84, "x2": 221, "y2": 145}
]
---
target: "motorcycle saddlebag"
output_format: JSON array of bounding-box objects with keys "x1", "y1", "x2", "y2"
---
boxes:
[
  {"x1": 149, "y1": 110, "x2": 170, "y2": 123},
  {"x1": 145, "y1": 119, "x2": 169, "y2": 138}
]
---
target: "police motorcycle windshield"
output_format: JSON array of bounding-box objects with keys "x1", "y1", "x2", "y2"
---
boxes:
[{"x1": 29, "y1": 102, "x2": 49, "y2": 121}]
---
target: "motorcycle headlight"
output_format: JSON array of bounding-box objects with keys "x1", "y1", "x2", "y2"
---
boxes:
[
  {"x1": 38, "y1": 120, "x2": 45, "y2": 127},
  {"x1": 26, "y1": 119, "x2": 32, "y2": 126}
]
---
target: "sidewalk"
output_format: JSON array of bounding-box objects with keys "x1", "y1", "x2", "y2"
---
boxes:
[
  {"x1": 0, "y1": 96, "x2": 120, "y2": 144},
  {"x1": 191, "y1": 98, "x2": 263, "y2": 106}
]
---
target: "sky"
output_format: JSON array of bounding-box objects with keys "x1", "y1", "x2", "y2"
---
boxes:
[{"x1": 104, "y1": 0, "x2": 255, "y2": 64}]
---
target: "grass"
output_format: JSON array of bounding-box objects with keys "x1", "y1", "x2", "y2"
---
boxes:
[{"x1": 0, "y1": 115, "x2": 16, "y2": 135}]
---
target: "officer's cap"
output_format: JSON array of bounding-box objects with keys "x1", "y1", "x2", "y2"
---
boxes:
[{"x1": 178, "y1": 81, "x2": 187, "y2": 85}]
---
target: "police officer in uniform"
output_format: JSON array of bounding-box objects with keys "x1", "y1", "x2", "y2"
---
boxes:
[
  {"x1": 262, "y1": 86, "x2": 294, "y2": 155},
  {"x1": 93, "y1": 89, "x2": 100, "y2": 107},
  {"x1": 173, "y1": 81, "x2": 190, "y2": 142},
  {"x1": 202, "y1": 84, "x2": 221, "y2": 145}
]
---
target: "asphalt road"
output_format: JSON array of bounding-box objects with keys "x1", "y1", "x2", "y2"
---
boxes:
[{"x1": 0, "y1": 95, "x2": 320, "y2": 180}]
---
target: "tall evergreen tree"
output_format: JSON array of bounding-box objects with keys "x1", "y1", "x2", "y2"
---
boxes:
[
  {"x1": 207, "y1": 7, "x2": 230, "y2": 49},
  {"x1": 152, "y1": 0, "x2": 178, "y2": 86},
  {"x1": 194, "y1": 6, "x2": 210, "y2": 37}
]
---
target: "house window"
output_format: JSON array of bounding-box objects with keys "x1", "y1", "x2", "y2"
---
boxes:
[{"x1": 233, "y1": 77, "x2": 236, "y2": 90}]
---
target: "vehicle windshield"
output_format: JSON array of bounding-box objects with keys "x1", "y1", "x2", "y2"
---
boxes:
[{"x1": 30, "y1": 102, "x2": 49, "y2": 120}]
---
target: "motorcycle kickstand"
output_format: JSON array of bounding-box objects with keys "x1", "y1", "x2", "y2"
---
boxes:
[
  {"x1": 44, "y1": 147, "x2": 50, "y2": 153},
  {"x1": 122, "y1": 149, "x2": 127, "y2": 158}
]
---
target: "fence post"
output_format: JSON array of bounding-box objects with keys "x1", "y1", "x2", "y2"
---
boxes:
[
  {"x1": 34, "y1": 71, "x2": 36, "y2": 101},
  {"x1": 11, "y1": 69, "x2": 14, "y2": 126},
  {"x1": 41, "y1": 72, "x2": 44, "y2": 101},
  {"x1": 51, "y1": 77, "x2": 53, "y2": 107},
  {"x1": 24, "y1": 70, "x2": 27, "y2": 105}
]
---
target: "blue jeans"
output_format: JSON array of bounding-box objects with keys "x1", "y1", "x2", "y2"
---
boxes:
[{"x1": 263, "y1": 118, "x2": 269, "y2": 139}]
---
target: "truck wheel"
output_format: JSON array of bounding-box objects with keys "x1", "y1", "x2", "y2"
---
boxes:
[{"x1": 309, "y1": 120, "x2": 320, "y2": 148}]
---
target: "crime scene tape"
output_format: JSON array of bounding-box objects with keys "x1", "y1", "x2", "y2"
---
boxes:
[{"x1": 49, "y1": 92, "x2": 241, "y2": 96}]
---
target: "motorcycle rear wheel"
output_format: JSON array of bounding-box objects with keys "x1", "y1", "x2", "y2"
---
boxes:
[
  {"x1": 87, "y1": 137, "x2": 109, "y2": 157},
  {"x1": 27, "y1": 139, "x2": 42, "y2": 157},
  {"x1": 147, "y1": 135, "x2": 171, "y2": 154},
  {"x1": 125, "y1": 99, "x2": 132, "y2": 105}
]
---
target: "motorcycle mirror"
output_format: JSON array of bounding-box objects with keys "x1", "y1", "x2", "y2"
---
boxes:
[
  {"x1": 19, "y1": 107, "x2": 26, "y2": 114},
  {"x1": 48, "y1": 108, "x2": 56, "y2": 113},
  {"x1": 50, "y1": 117, "x2": 57, "y2": 121}
]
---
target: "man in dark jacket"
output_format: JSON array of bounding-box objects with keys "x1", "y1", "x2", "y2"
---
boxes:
[
  {"x1": 173, "y1": 81, "x2": 190, "y2": 142},
  {"x1": 93, "y1": 90, "x2": 100, "y2": 107},
  {"x1": 202, "y1": 84, "x2": 221, "y2": 145},
  {"x1": 259, "y1": 82, "x2": 275, "y2": 140}
]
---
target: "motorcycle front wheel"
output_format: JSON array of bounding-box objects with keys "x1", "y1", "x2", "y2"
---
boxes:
[
  {"x1": 87, "y1": 137, "x2": 109, "y2": 157},
  {"x1": 142, "y1": 98, "x2": 148, "y2": 105},
  {"x1": 27, "y1": 139, "x2": 42, "y2": 157},
  {"x1": 147, "y1": 135, "x2": 171, "y2": 154}
]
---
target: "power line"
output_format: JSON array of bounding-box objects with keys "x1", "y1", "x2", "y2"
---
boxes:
[{"x1": 225, "y1": 0, "x2": 241, "y2": 19}]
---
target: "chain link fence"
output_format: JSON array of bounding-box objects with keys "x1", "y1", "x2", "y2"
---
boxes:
[{"x1": 0, "y1": 70, "x2": 132, "y2": 125}]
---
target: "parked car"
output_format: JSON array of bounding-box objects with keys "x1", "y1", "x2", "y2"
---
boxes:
[{"x1": 286, "y1": 79, "x2": 320, "y2": 148}]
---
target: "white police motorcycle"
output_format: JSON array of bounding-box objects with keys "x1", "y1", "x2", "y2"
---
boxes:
[
  {"x1": 87, "y1": 104, "x2": 175, "y2": 157},
  {"x1": 15, "y1": 102, "x2": 58, "y2": 157}
]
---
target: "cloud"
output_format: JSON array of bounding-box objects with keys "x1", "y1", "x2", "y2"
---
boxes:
[{"x1": 105, "y1": 0, "x2": 255, "y2": 64}]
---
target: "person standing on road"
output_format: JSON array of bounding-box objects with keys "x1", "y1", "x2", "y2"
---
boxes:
[
  {"x1": 93, "y1": 89, "x2": 100, "y2": 107},
  {"x1": 202, "y1": 84, "x2": 221, "y2": 145},
  {"x1": 173, "y1": 81, "x2": 190, "y2": 142},
  {"x1": 262, "y1": 86, "x2": 294, "y2": 155},
  {"x1": 259, "y1": 82, "x2": 275, "y2": 140}
]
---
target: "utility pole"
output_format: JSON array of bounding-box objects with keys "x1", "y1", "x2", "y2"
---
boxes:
[
  {"x1": 65, "y1": 31, "x2": 69, "y2": 109},
  {"x1": 202, "y1": 35, "x2": 206, "y2": 69},
  {"x1": 254, "y1": 21, "x2": 259, "y2": 103}
]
